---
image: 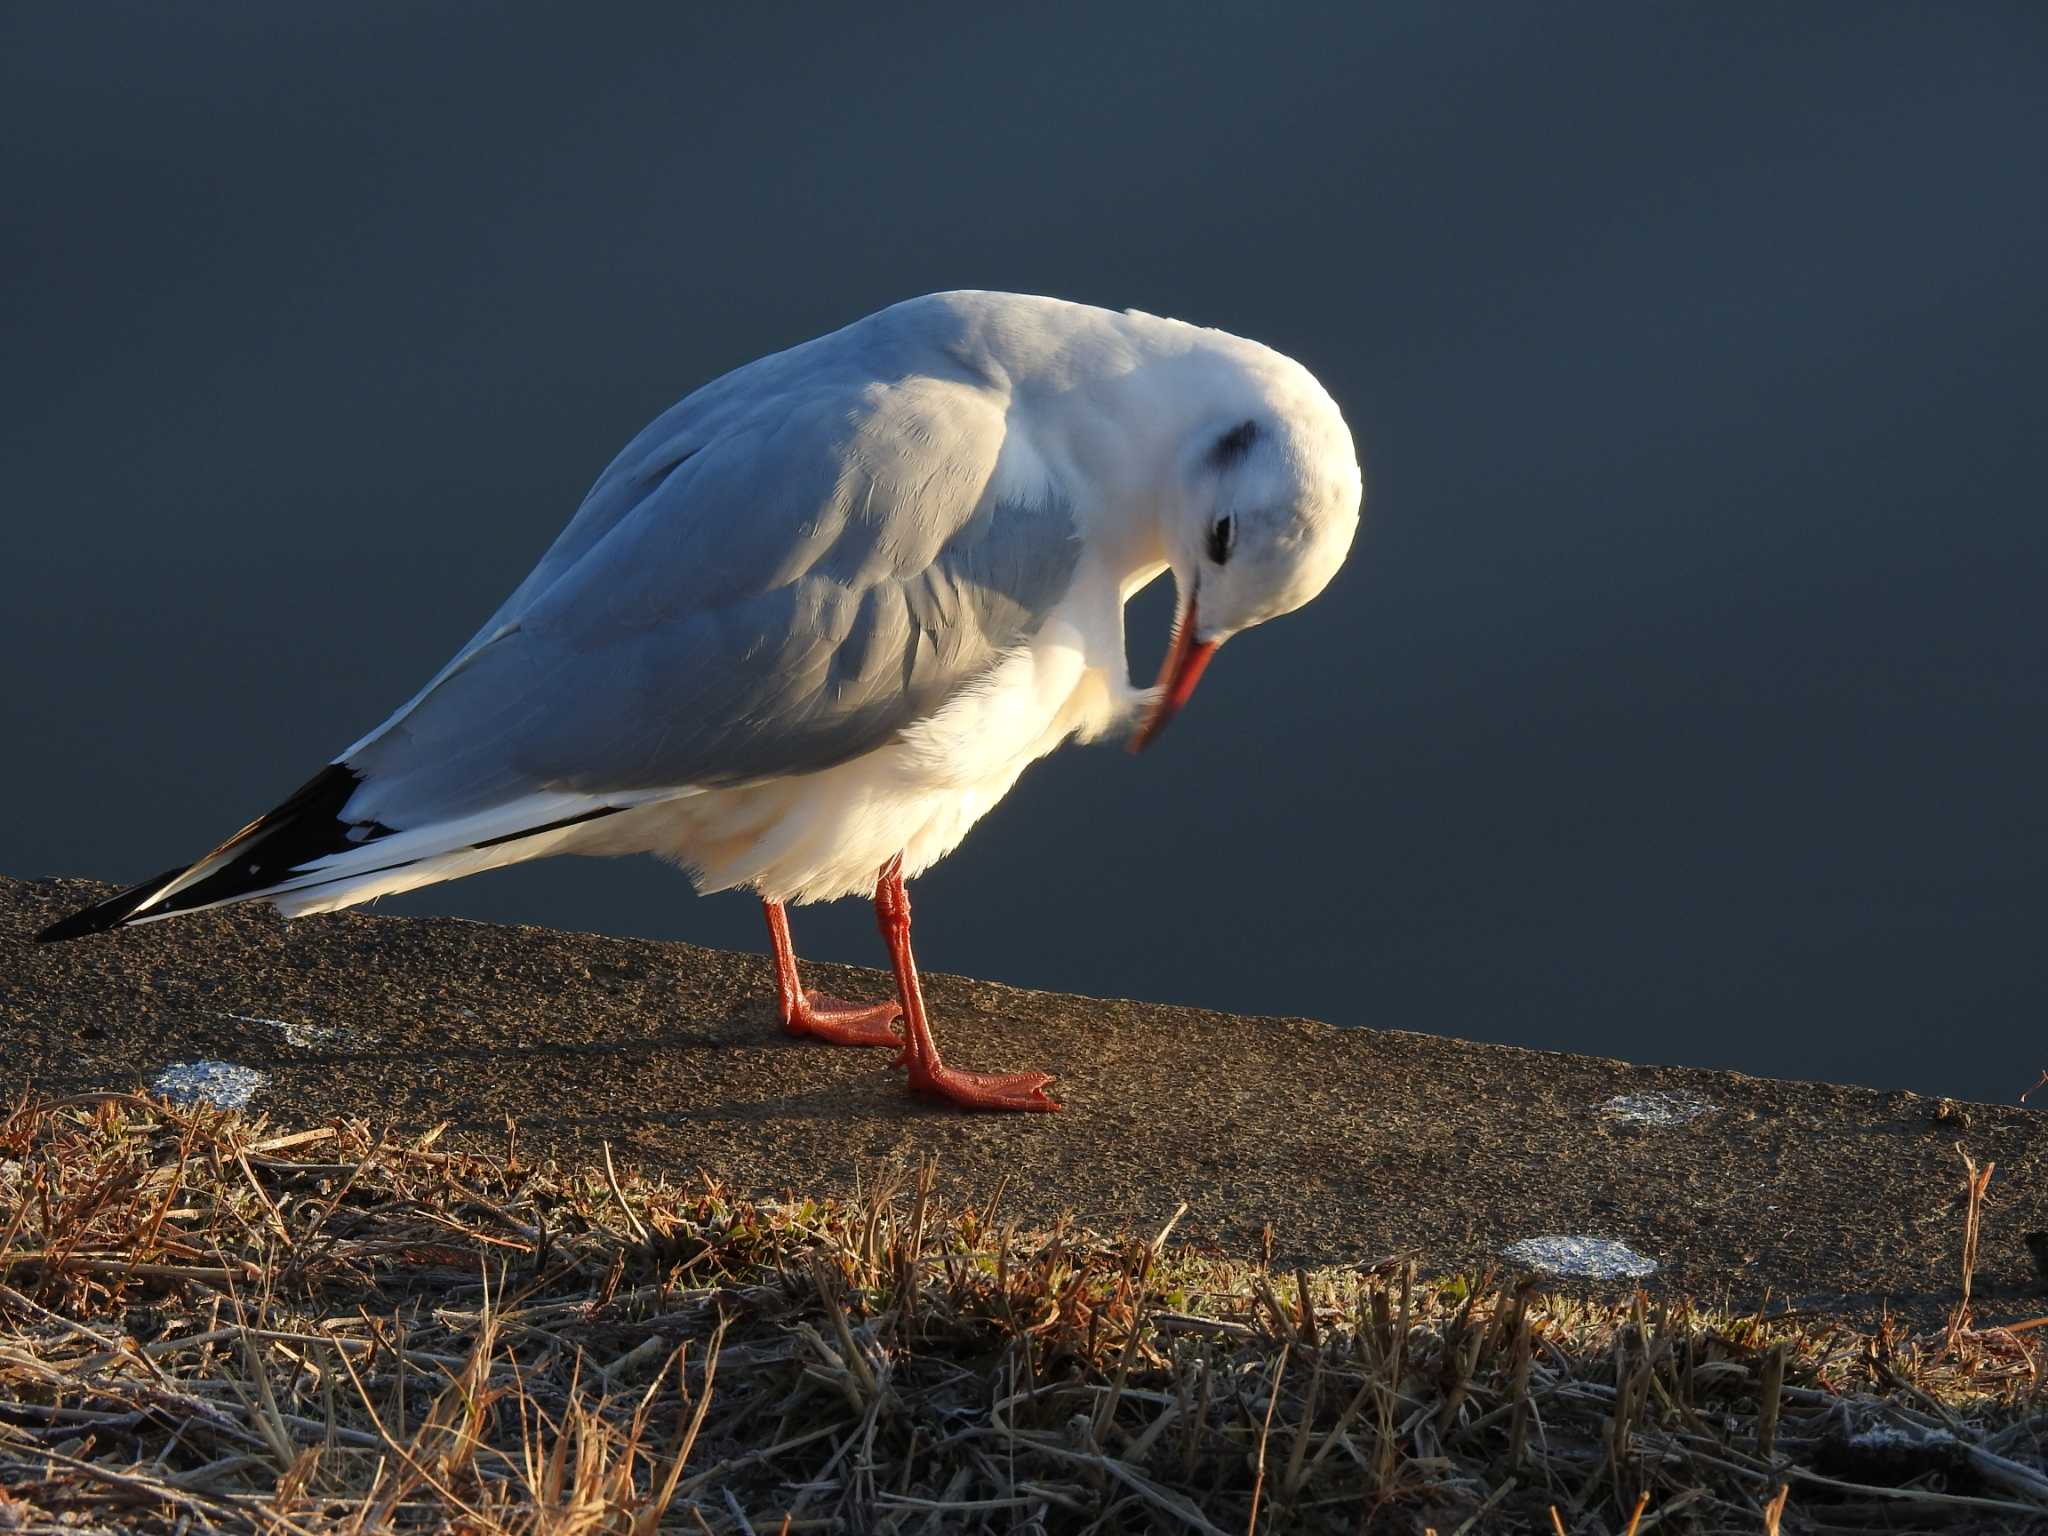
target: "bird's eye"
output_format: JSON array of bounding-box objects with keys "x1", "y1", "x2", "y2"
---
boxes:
[{"x1": 1207, "y1": 515, "x2": 1235, "y2": 565}]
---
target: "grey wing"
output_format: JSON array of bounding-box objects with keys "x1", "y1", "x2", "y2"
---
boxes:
[{"x1": 341, "y1": 363, "x2": 1079, "y2": 831}]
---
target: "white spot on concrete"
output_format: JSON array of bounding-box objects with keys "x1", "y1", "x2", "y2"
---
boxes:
[
  {"x1": 1598, "y1": 1091, "x2": 1714, "y2": 1127},
  {"x1": 214, "y1": 1012, "x2": 344, "y2": 1049},
  {"x1": 154, "y1": 1061, "x2": 268, "y2": 1110},
  {"x1": 276, "y1": 1018, "x2": 343, "y2": 1049},
  {"x1": 1502, "y1": 1236, "x2": 1658, "y2": 1280}
]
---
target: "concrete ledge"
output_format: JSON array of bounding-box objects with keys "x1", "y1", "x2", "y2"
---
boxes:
[{"x1": 7, "y1": 875, "x2": 2042, "y2": 1327}]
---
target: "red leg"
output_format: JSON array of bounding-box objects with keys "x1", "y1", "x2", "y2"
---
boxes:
[
  {"x1": 872, "y1": 859, "x2": 1059, "y2": 1112},
  {"x1": 763, "y1": 899, "x2": 902, "y2": 1047}
]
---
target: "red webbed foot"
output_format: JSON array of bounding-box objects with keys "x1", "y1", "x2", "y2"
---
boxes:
[
  {"x1": 782, "y1": 992, "x2": 903, "y2": 1048},
  {"x1": 869, "y1": 858, "x2": 1061, "y2": 1112},
  {"x1": 904, "y1": 1056, "x2": 1061, "y2": 1112}
]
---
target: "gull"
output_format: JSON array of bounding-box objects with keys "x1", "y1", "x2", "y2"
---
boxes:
[{"x1": 37, "y1": 291, "x2": 1362, "y2": 1112}]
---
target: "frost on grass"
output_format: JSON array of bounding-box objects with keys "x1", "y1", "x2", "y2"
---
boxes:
[
  {"x1": 1598, "y1": 1090, "x2": 1714, "y2": 1127},
  {"x1": 1502, "y1": 1235, "x2": 1658, "y2": 1280},
  {"x1": 152, "y1": 1061, "x2": 268, "y2": 1110}
]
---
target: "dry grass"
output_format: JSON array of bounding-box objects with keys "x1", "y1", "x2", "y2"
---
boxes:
[{"x1": 2, "y1": 1094, "x2": 2047, "y2": 1534}]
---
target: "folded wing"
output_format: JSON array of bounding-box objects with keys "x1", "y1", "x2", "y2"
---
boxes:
[{"x1": 41, "y1": 327, "x2": 1079, "y2": 938}]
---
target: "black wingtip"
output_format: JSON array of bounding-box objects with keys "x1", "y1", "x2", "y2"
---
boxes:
[
  {"x1": 33, "y1": 763, "x2": 387, "y2": 943},
  {"x1": 35, "y1": 866, "x2": 188, "y2": 943},
  {"x1": 35, "y1": 911, "x2": 103, "y2": 944}
]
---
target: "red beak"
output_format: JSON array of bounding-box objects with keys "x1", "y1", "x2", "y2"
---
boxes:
[{"x1": 1127, "y1": 594, "x2": 1220, "y2": 753}]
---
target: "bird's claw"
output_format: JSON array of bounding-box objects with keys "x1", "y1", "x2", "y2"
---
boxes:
[
  {"x1": 782, "y1": 992, "x2": 904, "y2": 1048},
  {"x1": 906, "y1": 1060, "x2": 1061, "y2": 1113}
]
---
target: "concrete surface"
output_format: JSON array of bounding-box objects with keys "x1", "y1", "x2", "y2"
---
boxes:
[{"x1": 7, "y1": 875, "x2": 2044, "y2": 1328}]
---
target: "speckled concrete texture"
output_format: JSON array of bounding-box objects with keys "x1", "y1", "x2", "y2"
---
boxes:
[{"x1": 7, "y1": 875, "x2": 2043, "y2": 1327}]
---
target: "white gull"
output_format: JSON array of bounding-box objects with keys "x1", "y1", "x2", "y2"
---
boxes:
[{"x1": 40, "y1": 291, "x2": 1363, "y2": 1112}]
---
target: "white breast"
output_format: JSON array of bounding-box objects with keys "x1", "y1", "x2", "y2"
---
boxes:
[{"x1": 586, "y1": 563, "x2": 1145, "y2": 905}]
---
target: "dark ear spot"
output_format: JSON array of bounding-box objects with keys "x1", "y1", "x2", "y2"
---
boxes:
[{"x1": 1209, "y1": 419, "x2": 1261, "y2": 469}]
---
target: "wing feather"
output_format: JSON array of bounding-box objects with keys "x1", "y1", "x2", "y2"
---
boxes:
[
  {"x1": 342, "y1": 315, "x2": 1080, "y2": 835},
  {"x1": 39, "y1": 294, "x2": 1089, "y2": 941}
]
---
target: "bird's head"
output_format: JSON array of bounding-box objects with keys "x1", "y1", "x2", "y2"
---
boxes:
[{"x1": 1129, "y1": 366, "x2": 1362, "y2": 751}]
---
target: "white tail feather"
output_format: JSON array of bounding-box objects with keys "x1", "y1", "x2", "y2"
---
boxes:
[{"x1": 136, "y1": 785, "x2": 691, "y2": 925}]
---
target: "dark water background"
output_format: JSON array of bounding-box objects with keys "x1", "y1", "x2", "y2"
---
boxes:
[{"x1": 6, "y1": 5, "x2": 2046, "y2": 1105}]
